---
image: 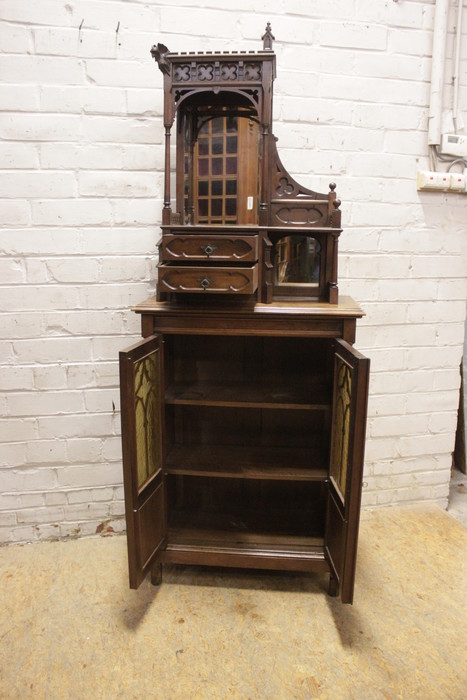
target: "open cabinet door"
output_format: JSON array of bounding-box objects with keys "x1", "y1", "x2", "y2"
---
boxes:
[
  {"x1": 325, "y1": 339, "x2": 370, "y2": 603},
  {"x1": 120, "y1": 335, "x2": 166, "y2": 589}
]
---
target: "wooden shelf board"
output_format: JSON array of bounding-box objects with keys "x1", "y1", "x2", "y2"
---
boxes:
[
  {"x1": 167, "y1": 506, "x2": 325, "y2": 542},
  {"x1": 168, "y1": 527, "x2": 324, "y2": 549},
  {"x1": 165, "y1": 444, "x2": 328, "y2": 480},
  {"x1": 165, "y1": 380, "x2": 330, "y2": 410}
]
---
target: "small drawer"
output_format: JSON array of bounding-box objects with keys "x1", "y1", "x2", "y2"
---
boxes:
[
  {"x1": 160, "y1": 234, "x2": 258, "y2": 263},
  {"x1": 158, "y1": 264, "x2": 258, "y2": 295}
]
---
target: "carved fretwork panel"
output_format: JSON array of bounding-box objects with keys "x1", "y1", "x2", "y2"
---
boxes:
[
  {"x1": 268, "y1": 145, "x2": 342, "y2": 237},
  {"x1": 271, "y1": 149, "x2": 329, "y2": 201},
  {"x1": 275, "y1": 175, "x2": 299, "y2": 198},
  {"x1": 172, "y1": 60, "x2": 263, "y2": 85}
]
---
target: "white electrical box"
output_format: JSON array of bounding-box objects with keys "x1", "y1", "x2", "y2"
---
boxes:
[
  {"x1": 441, "y1": 133, "x2": 467, "y2": 157},
  {"x1": 417, "y1": 170, "x2": 466, "y2": 193},
  {"x1": 417, "y1": 171, "x2": 450, "y2": 190},
  {"x1": 450, "y1": 173, "x2": 467, "y2": 191}
]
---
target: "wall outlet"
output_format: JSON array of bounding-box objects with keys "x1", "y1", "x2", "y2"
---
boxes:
[
  {"x1": 417, "y1": 171, "x2": 450, "y2": 191},
  {"x1": 449, "y1": 173, "x2": 466, "y2": 191},
  {"x1": 417, "y1": 171, "x2": 466, "y2": 192}
]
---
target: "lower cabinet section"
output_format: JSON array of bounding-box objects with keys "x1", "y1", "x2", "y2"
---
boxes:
[
  {"x1": 119, "y1": 304, "x2": 369, "y2": 603},
  {"x1": 163, "y1": 476, "x2": 328, "y2": 573}
]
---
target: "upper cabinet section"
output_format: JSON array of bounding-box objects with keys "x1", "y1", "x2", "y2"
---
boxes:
[{"x1": 150, "y1": 25, "x2": 342, "y2": 304}]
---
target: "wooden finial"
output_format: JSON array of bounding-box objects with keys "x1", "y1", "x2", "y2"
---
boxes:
[
  {"x1": 262, "y1": 23, "x2": 275, "y2": 51},
  {"x1": 329, "y1": 182, "x2": 336, "y2": 192}
]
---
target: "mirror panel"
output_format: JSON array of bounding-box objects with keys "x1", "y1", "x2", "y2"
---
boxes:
[{"x1": 275, "y1": 235, "x2": 321, "y2": 286}]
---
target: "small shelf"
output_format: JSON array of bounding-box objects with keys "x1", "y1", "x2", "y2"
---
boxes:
[
  {"x1": 167, "y1": 504, "x2": 325, "y2": 542},
  {"x1": 163, "y1": 505, "x2": 327, "y2": 571},
  {"x1": 165, "y1": 444, "x2": 328, "y2": 480},
  {"x1": 165, "y1": 380, "x2": 331, "y2": 410}
]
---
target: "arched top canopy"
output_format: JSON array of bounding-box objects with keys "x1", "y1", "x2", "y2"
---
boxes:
[
  {"x1": 173, "y1": 89, "x2": 261, "y2": 125},
  {"x1": 151, "y1": 32, "x2": 276, "y2": 129}
]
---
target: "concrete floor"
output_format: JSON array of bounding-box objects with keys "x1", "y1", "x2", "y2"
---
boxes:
[
  {"x1": 449, "y1": 466, "x2": 467, "y2": 528},
  {"x1": 0, "y1": 504, "x2": 466, "y2": 700}
]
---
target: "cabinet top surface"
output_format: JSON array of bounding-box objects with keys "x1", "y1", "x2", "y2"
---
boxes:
[{"x1": 132, "y1": 296, "x2": 365, "y2": 319}]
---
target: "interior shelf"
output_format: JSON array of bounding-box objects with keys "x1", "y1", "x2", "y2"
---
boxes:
[
  {"x1": 163, "y1": 502, "x2": 326, "y2": 570},
  {"x1": 167, "y1": 504, "x2": 325, "y2": 544},
  {"x1": 165, "y1": 380, "x2": 331, "y2": 410},
  {"x1": 164, "y1": 444, "x2": 328, "y2": 480}
]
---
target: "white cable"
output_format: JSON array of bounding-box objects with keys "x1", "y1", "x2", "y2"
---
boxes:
[
  {"x1": 428, "y1": 0, "x2": 450, "y2": 145},
  {"x1": 453, "y1": 0, "x2": 464, "y2": 130}
]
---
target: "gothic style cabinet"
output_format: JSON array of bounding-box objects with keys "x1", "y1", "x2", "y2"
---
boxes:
[{"x1": 119, "y1": 26, "x2": 369, "y2": 603}]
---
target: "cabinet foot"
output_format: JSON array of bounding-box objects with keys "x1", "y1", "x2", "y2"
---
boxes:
[
  {"x1": 328, "y1": 574, "x2": 338, "y2": 597},
  {"x1": 150, "y1": 562, "x2": 163, "y2": 586}
]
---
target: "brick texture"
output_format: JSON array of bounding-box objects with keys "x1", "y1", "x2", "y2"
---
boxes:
[{"x1": 1, "y1": 0, "x2": 466, "y2": 543}]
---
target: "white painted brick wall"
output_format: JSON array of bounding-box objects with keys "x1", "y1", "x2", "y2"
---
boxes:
[{"x1": 1, "y1": 0, "x2": 466, "y2": 543}]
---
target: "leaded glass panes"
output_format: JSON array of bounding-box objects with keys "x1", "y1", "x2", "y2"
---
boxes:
[
  {"x1": 329, "y1": 355, "x2": 352, "y2": 502},
  {"x1": 194, "y1": 116, "x2": 239, "y2": 225},
  {"x1": 134, "y1": 350, "x2": 161, "y2": 490}
]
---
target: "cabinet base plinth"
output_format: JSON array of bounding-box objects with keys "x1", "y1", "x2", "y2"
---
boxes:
[{"x1": 162, "y1": 542, "x2": 329, "y2": 575}]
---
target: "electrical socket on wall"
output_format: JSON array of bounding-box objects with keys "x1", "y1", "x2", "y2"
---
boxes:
[{"x1": 417, "y1": 171, "x2": 466, "y2": 192}]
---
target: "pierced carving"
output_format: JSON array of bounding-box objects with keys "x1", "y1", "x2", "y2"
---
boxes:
[
  {"x1": 244, "y1": 63, "x2": 262, "y2": 80},
  {"x1": 174, "y1": 64, "x2": 190, "y2": 81},
  {"x1": 276, "y1": 177, "x2": 295, "y2": 197},
  {"x1": 171, "y1": 59, "x2": 262, "y2": 85},
  {"x1": 221, "y1": 63, "x2": 238, "y2": 80},
  {"x1": 197, "y1": 64, "x2": 214, "y2": 81}
]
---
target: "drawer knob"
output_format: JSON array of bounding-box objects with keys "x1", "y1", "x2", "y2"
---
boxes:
[
  {"x1": 201, "y1": 244, "x2": 217, "y2": 258},
  {"x1": 199, "y1": 277, "x2": 213, "y2": 290}
]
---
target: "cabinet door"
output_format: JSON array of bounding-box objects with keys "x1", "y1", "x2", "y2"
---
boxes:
[
  {"x1": 119, "y1": 335, "x2": 166, "y2": 589},
  {"x1": 325, "y1": 339, "x2": 370, "y2": 603}
]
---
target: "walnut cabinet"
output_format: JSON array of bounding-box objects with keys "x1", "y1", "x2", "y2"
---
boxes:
[
  {"x1": 120, "y1": 299, "x2": 369, "y2": 603},
  {"x1": 119, "y1": 26, "x2": 369, "y2": 603}
]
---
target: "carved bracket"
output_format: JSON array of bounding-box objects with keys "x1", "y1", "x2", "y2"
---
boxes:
[{"x1": 150, "y1": 43, "x2": 171, "y2": 75}]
